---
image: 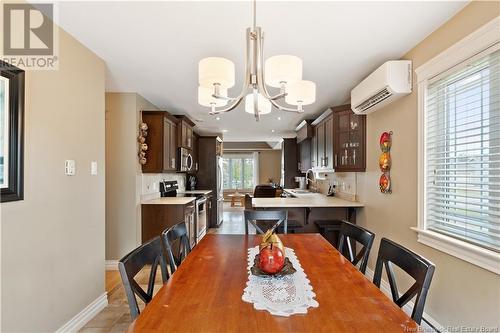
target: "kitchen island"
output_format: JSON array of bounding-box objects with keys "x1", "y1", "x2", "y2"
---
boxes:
[{"x1": 252, "y1": 191, "x2": 363, "y2": 244}]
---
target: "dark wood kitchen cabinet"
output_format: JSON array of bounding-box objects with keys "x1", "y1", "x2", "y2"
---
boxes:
[
  {"x1": 176, "y1": 116, "x2": 195, "y2": 150},
  {"x1": 282, "y1": 138, "x2": 301, "y2": 188},
  {"x1": 141, "y1": 111, "x2": 178, "y2": 173},
  {"x1": 189, "y1": 132, "x2": 199, "y2": 173},
  {"x1": 311, "y1": 126, "x2": 318, "y2": 168},
  {"x1": 141, "y1": 202, "x2": 196, "y2": 246},
  {"x1": 295, "y1": 120, "x2": 313, "y2": 173},
  {"x1": 332, "y1": 104, "x2": 366, "y2": 172},
  {"x1": 313, "y1": 113, "x2": 334, "y2": 169},
  {"x1": 310, "y1": 105, "x2": 366, "y2": 172},
  {"x1": 163, "y1": 117, "x2": 178, "y2": 171}
]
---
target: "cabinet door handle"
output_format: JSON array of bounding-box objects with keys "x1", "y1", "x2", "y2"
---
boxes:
[
  {"x1": 171, "y1": 158, "x2": 176, "y2": 169},
  {"x1": 324, "y1": 157, "x2": 328, "y2": 167},
  {"x1": 334, "y1": 154, "x2": 338, "y2": 167}
]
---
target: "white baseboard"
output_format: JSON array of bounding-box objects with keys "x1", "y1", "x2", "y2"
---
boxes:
[
  {"x1": 105, "y1": 260, "x2": 119, "y2": 271},
  {"x1": 365, "y1": 268, "x2": 444, "y2": 333},
  {"x1": 56, "y1": 292, "x2": 108, "y2": 333}
]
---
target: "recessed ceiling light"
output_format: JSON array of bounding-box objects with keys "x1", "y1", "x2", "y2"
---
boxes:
[
  {"x1": 222, "y1": 129, "x2": 228, "y2": 133},
  {"x1": 277, "y1": 117, "x2": 281, "y2": 120},
  {"x1": 271, "y1": 129, "x2": 275, "y2": 133},
  {"x1": 216, "y1": 117, "x2": 221, "y2": 120}
]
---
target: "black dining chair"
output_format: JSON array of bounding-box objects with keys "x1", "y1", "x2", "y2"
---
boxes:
[
  {"x1": 373, "y1": 238, "x2": 435, "y2": 324},
  {"x1": 161, "y1": 222, "x2": 191, "y2": 274},
  {"x1": 244, "y1": 210, "x2": 288, "y2": 234},
  {"x1": 118, "y1": 236, "x2": 169, "y2": 320},
  {"x1": 337, "y1": 221, "x2": 375, "y2": 274}
]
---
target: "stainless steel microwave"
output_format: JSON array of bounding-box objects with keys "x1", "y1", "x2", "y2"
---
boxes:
[{"x1": 178, "y1": 147, "x2": 193, "y2": 172}]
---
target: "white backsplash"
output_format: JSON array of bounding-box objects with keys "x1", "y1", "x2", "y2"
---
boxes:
[
  {"x1": 141, "y1": 173, "x2": 186, "y2": 201},
  {"x1": 314, "y1": 172, "x2": 357, "y2": 201}
]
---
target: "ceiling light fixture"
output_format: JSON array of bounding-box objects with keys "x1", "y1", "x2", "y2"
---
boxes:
[{"x1": 197, "y1": 0, "x2": 316, "y2": 121}]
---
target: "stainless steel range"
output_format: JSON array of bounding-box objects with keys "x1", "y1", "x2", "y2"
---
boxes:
[{"x1": 160, "y1": 180, "x2": 208, "y2": 246}]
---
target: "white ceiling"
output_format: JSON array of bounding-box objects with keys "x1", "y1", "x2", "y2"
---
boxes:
[{"x1": 53, "y1": 1, "x2": 467, "y2": 141}]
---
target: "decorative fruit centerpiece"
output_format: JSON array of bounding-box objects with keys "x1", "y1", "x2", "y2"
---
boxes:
[
  {"x1": 258, "y1": 230, "x2": 286, "y2": 274},
  {"x1": 251, "y1": 228, "x2": 296, "y2": 277}
]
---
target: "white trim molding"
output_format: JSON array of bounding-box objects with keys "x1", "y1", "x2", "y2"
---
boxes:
[
  {"x1": 105, "y1": 260, "x2": 119, "y2": 271},
  {"x1": 412, "y1": 228, "x2": 500, "y2": 275},
  {"x1": 415, "y1": 16, "x2": 500, "y2": 82},
  {"x1": 364, "y1": 268, "x2": 444, "y2": 333},
  {"x1": 55, "y1": 292, "x2": 108, "y2": 333},
  {"x1": 415, "y1": 16, "x2": 500, "y2": 276}
]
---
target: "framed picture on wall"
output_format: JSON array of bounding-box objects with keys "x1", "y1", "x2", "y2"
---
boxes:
[{"x1": 1, "y1": 61, "x2": 25, "y2": 203}]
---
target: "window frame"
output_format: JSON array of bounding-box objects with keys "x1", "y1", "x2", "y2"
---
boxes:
[
  {"x1": 415, "y1": 17, "x2": 500, "y2": 275},
  {"x1": 0, "y1": 60, "x2": 24, "y2": 203},
  {"x1": 222, "y1": 153, "x2": 256, "y2": 191}
]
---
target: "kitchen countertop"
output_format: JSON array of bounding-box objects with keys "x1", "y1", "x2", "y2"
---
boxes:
[
  {"x1": 141, "y1": 197, "x2": 196, "y2": 205},
  {"x1": 177, "y1": 190, "x2": 213, "y2": 195},
  {"x1": 253, "y1": 191, "x2": 363, "y2": 208}
]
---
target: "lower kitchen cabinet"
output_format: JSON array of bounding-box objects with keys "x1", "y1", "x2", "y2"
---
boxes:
[{"x1": 141, "y1": 202, "x2": 196, "y2": 248}]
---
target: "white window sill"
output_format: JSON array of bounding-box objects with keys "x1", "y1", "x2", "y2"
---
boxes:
[{"x1": 411, "y1": 228, "x2": 500, "y2": 275}]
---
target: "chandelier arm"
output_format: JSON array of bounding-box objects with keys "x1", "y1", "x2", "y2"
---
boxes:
[
  {"x1": 209, "y1": 28, "x2": 253, "y2": 115},
  {"x1": 256, "y1": 28, "x2": 303, "y2": 113}
]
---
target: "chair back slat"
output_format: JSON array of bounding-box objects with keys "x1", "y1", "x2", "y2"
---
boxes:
[
  {"x1": 373, "y1": 238, "x2": 435, "y2": 324},
  {"x1": 118, "y1": 236, "x2": 168, "y2": 320},
  {"x1": 337, "y1": 221, "x2": 375, "y2": 274},
  {"x1": 162, "y1": 222, "x2": 191, "y2": 274},
  {"x1": 244, "y1": 210, "x2": 288, "y2": 234}
]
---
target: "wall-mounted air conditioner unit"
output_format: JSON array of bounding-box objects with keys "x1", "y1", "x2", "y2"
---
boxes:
[{"x1": 351, "y1": 60, "x2": 412, "y2": 115}]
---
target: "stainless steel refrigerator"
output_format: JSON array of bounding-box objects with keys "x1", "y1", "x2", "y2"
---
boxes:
[{"x1": 216, "y1": 156, "x2": 224, "y2": 226}]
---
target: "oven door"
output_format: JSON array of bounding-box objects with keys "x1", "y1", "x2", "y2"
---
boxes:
[{"x1": 195, "y1": 198, "x2": 207, "y2": 243}]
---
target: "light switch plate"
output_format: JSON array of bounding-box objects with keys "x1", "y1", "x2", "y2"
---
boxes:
[
  {"x1": 91, "y1": 161, "x2": 98, "y2": 175},
  {"x1": 65, "y1": 160, "x2": 76, "y2": 176}
]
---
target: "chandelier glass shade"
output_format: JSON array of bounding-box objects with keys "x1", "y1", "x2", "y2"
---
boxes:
[
  {"x1": 196, "y1": 0, "x2": 316, "y2": 121},
  {"x1": 244, "y1": 93, "x2": 272, "y2": 115},
  {"x1": 198, "y1": 57, "x2": 235, "y2": 89},
  {"x1": 264, "y1": 55, "x2": 303, "y2": 88},
  {"x1": 285, "y1": 80, "x2": 316, "y2": 106}
]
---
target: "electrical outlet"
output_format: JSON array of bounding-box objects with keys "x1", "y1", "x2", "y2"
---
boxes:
[
  {"x1": 91, "y1": 161, "x2": 98, "y2": 175},
  {"x1": 65, "y1": 160, "x2": 76, "y2": 176}
]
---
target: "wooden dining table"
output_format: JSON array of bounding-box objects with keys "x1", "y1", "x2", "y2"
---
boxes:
[{"x1": 126, "y1": 234, "x2": 417, "y2": 332}]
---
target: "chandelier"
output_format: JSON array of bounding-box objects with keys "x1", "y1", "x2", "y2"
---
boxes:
[{"x1": 197, "y1": 0, "x2": 316, "y2": 121}]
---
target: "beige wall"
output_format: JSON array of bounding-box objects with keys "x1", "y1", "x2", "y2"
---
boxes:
[
  {"x1": 105, "y1": 93, "x2": 160, "y2": 260},
  {"x1": 1, "y1": 27, "x2": 106, "y2": 332},
  {"x1": 258, "y1": 150, "x2": 281, "y2": 185},
  {"x1": 356, "y1": 2, "x2": 500, "y2": 328}
]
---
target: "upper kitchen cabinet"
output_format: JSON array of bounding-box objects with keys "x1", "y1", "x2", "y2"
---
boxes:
[
  {"x1": 295, "y1": 120, "x2": 313, "y2": 173},
  {"x1": 310, "y1": 105, "x2": 366, "y2": 172},
  {"x1": 332, "y1": 104, "x2": 366, "y2": 172},
  {"x1": 312, "y1": 111, "x2": 334, "y2": 169},
  {"x1": 190, "y1": 132, "x2": 199, "y2": 173},
  {"x1": 141, "y1": 111, "x2": 178, "y2": 173},
  {"x1": 175, "y1": 116, "x2": 196, "y2": 150}
]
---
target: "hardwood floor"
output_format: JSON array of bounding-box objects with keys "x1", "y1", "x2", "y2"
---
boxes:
[{"x1": 81, "y1": 202, "x2": 251, "y2": 332}]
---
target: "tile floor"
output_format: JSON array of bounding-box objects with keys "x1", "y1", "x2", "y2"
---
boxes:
[
  {"x1": 208, "y1": 201, "x2": 255, "y2": 234},
  {"x1": 80, "y1": 202, "x2": 250, "y2": 332}
]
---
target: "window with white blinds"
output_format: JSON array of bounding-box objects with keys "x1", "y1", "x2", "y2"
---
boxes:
[{"x1": 424, "y1": 46, "x2": 500, "y2": 253}]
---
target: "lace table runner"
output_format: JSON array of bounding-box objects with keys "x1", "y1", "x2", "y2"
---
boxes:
[{"x1": 242, "y1": 246, "x2": 319, "y2": 317}]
